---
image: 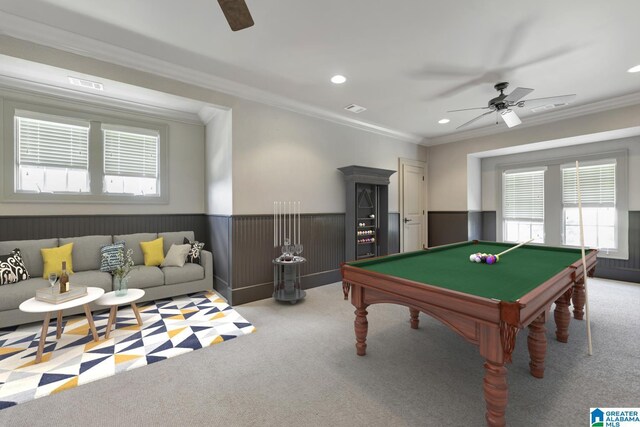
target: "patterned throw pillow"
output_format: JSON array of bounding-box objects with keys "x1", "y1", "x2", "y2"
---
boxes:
[
  {"x1": 100, "y1": 241, "x2": 125, "y2": 272},
  {"x1": 0, "y1": 248, "x2": 30, "y2": 285},
  {"x1": 183, "y1": 238, "x2": 205, "y2": 265}
]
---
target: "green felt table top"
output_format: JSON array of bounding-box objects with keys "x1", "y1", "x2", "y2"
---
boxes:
[{"x1": 347, "y1": 241, "x2": 591, "y2": 302}]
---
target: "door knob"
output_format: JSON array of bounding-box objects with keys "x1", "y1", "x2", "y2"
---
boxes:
[{"x1": 404, "y1": 218, "x2": 412, "y2": 223}]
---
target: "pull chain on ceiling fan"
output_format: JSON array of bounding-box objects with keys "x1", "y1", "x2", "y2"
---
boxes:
[
  {"x1": 448, "y1": 82, "x2": 576, "y2": 130},
  {"x1": 218, "y1": 0, "x2": 254, "y2": 31}
]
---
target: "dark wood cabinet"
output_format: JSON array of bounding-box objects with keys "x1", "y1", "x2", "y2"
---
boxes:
[{"x1": 338, "y1": 165, "x2": 395, "y2": 261}]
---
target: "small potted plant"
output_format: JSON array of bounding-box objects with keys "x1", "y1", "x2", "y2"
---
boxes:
[{"x1": 109, "y1": 248, "x2": 134, "y2": 296}]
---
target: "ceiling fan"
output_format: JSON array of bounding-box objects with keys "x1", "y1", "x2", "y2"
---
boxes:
[
  {"x1": 448, "y1": 82, "x2": 576, "y2": 130},
  {"x1": 218, "y1": 0, "x2": 254, "y2": 31}
]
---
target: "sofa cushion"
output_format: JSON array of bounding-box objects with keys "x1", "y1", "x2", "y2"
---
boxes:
[
  {"x1": 60, "y1": 235, "x2": 112, "y2": 272},
  {"x1": 140, "y1": 237, "x2": 164, "y2": 266},
  {"x1": 100, "y1": 241, "x2": 125, "y2": 272},
  {"x1": 162, "y1": 263, "x2": 205, "y2": 286},
  {"x1": 1, "y1": 249, "x2": 31, "y2": 285},
  {"x1": 161, "y1": 244, "x2": 191, "y2": 268},
  {"x1": 124, "y1": 266, "x2": 164, "y2": 289},
  {"x1": 69, "y1": 271, "x2": 113, "y2": 293},
  {"x1": 0, "y1": 278, "x2": 49, "y2": 311},
  {"x1": 159, "y1": 231, "x2": 195, "y2": 255},
  {"x1": 184, "y1": 238, "x2": 205, "y2": 265},
  {"x1": 41, "y1": 243, "x2": 74, "y2": 279},
  {"x1": 113, "y1": 233, "x2": 157, "y2": 266},
  {"x1": 0, "y1": 238, "x2": 58, "y2": 279}
]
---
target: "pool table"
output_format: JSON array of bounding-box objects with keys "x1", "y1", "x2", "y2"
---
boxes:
[{"x1": 341, "y1": 240, "x2": 597, "y2": 427}]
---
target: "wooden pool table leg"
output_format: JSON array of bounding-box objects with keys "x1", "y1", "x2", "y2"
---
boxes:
[
  {"x1": 354, "y1": 305, "x2": 369, "y2": 356},
  {"x1": 527, "y1": 312, "x2": 547, "y2": 378},
  {"x1": 342, "y1": 282, "x2": 350, "y2": 300},
  {"x1": 409, "y1": 308, "x2": 419, "y2": 329},
  {"x1": 483, "y1": 360, "x2": 508, "y2": 427},
  {"x1": 554, "y1": 288, "x2": 572, "y2": 343},
  {"x1": 572, "y1": 277, "x2": 586, "y2": 320}
]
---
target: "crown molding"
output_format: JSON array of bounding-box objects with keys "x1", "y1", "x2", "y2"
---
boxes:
[
  {"x1": 0, "y1": 74, "x2": 206, "y2": 125},
  {"x1": 424, "y1": 90, "x2": 640, "y2": 146},
  {"x1": 0, "y1": 11, "x2": 423, "y2": 144}
]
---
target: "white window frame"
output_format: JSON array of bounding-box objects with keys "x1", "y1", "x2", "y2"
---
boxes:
[
  {"x1": 2, "y1": 99, "x2": 169, "y2": 204},
  {"x1": 496, "y1": 150, "x2": 628, "y2": 260},
  {"x1": 502, "y1": 166, "x2": 546, "y2": 244}
]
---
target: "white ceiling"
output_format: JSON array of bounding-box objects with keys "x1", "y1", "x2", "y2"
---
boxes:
[{"x1": 1, "y1": 0, "x2": 640, "y2": 144}]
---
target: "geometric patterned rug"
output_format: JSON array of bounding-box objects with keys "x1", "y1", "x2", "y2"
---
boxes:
[{"x1": 0, "y1": 291, "x2": 255, "y2": 410}]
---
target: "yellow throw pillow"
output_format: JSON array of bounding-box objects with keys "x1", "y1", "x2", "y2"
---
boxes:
[
  {"x1": 41, "y1": 243, "x2": 74, "y2": 278},
  {"x1": 140, "y1": 237, "x2": 165, "y2": 266}
]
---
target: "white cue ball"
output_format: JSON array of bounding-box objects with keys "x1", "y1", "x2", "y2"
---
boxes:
[{"x1": 469, "y1": 254, "x2": 476, "y2": 262}]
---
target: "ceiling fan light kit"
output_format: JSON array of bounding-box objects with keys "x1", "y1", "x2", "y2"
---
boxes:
[{"x1": 448, "y1": 82, "x2": 576, "y2": 130}]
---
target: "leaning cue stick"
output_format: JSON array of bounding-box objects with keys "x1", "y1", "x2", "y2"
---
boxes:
[
  {"x1": 576, "y1": 160, "x2": 593, "y2": 356},
  {"x1": 496, "y1": 238, "x2": 535, "y2": 258}
]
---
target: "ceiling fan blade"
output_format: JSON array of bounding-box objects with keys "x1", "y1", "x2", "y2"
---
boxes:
[
  {"x1": 517, "y1": 94, "x2": 576, "y2": 111},
  {"x1": 504, "y1": 87, "x2": 534, "y2": 103},
  {"x1": 500, "y1": 109, "x2": 522, "y2": 128},
  {"x1": 218, "y1": 0, "x2": 254, "y2": 31},
  {"x1": 447, "y1": 106, "x2": 490, "y2": 113},
  {"x1": 456, "y1": 111, "x2": 493, "y2": 130}
]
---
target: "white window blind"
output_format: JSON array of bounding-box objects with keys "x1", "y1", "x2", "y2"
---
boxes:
[
  {"x1": 103, "y1": 127, "x2": 158, "y2": 178},
  {"x1": 503, "y1": 169, "x2": 545, "y2": 220},
  {"x1": 16, "y1": 116, "x2": 89, "y2": 169},
  {"x1": 562, "y1": 161, "x2": 616, "y2": 207}
]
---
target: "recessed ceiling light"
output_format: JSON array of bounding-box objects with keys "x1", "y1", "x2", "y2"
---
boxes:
[
  {"x1": 331, "y1": 75, "x2": 346, "y2": 84},
  {"x1": 438, "y1": 118, "x2": 450, "y2": 124},
  {"x1": 68, "y1": 76, "x2": 104, "y2": 91},
  {"x1": 628, "y1": 64, "x2": 640, "y2": 73}
]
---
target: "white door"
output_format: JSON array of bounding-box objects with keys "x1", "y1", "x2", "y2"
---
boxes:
[{"x1": 400, "y1": 159, "x2": 426, "y2": 252}]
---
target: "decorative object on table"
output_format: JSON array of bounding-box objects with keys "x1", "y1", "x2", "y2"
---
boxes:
[
  {"x1": 59, "y1": 261, "x2": 70, "y2": 293},
  {"x1": 40, "y1": 242, "x2": 74, "y2": 279},
  {"x1": 0, "y1": 248, "x2": 30, "y2": 285},
  {"x1": 273, "y1": 201, "x2": 306, "y2": 303},
  {"x1": 103, "y1": 247, "x2": 135, "y2": 297},
  {"x1": 468, "y1": 238, "x2": 535, "y2": 265},
  {"x1": 3, "y1": 290, "x2": 254, "y2": 408},
  {"x1": 161, "y1": 244, "x2": 191, "y2": 267},
  {"x1": 139, "y1": 237, "x2": 165, "y2": 266},
  {"x1": 35, "y1": 285, "x2": 88, "y2": 304},
  {"x1": 183, "y1": 238, "x2": 205, "y2": 264}
]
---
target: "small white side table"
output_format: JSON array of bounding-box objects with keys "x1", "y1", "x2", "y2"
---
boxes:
[
  {"x1": 19, "y1": 287, "x2": 105, "y2": 363},
  {"x1": 95, "y1": 289, "x2": 145, "y2": 339}
]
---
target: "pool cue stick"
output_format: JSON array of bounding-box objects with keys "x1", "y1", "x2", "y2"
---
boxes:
[
  {"x1": 576, "y1": 160, "x2": 593, "y2": 356},
  {"x1": 496, "y1": 238, "x2": 535, "y2": 258}
]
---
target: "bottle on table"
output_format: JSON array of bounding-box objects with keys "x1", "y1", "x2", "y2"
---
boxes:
[{"x1": 59, "y1": 261, "x2": 69, "y2": 293}]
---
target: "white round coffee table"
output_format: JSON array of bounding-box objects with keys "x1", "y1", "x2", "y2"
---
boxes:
[
  {"x1": 19, "y1": 287, "x2": 105, "y2": 363},
  {"x1": 95, "y1": 289, "x2": 145, "y2": 339}
]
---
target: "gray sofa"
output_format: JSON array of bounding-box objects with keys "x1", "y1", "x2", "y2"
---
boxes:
[{"x1": 0, "y1": 231, "x2": 213, "y2": 328}]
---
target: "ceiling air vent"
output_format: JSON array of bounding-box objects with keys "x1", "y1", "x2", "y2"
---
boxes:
[
  {"x1": 68, "y1": 76, "x2": 104, "y2": 91},
  {"x1": 344, "y1": 104, "x2": 366, "y2": 114}
]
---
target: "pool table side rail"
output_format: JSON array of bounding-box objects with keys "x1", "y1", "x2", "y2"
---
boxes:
[
  {"x1": 342, "y1": 265, "x2": 503, "y2": 325},
  {"x1": 517, "y1": 249, "x2": 597, "y2": 325}
]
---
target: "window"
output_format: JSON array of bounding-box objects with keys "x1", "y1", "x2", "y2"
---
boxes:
[
  {"x1": 562, "y1": 161, "x2": 616, "y2": 250},
  {"x1": 3, "y1": 100, "x2": 168, "y2": 204},
  {"x1": 103, "y1": 126, "x2": 159, "y2": 196},
  {"x1": 15, "y1": 113, "x2": 90, "y2": 194},
  {"x1": 502, "y1": 168, "x2": 545, "y2": 243},
  {"x1": 494, "y1": 149, "x2": 628, "y2": 260}
]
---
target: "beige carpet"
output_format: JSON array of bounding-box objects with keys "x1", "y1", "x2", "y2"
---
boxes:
[{"x1": 0, "y1": 278, "x2": 638, "y2": 426}]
